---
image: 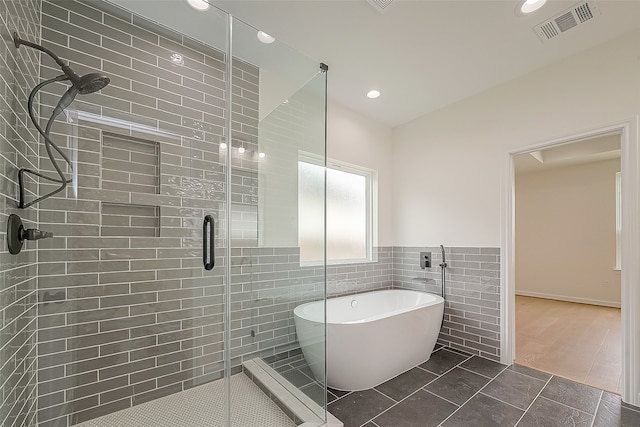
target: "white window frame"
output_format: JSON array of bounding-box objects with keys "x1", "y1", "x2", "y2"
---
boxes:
[{"x1": 298, "y1": 155, "x2": 377, "y2": 266}]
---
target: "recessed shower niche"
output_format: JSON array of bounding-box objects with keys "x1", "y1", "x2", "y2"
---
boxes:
[
  {"x1": 101, "y1": 132, "x2": 160, "y2": 195},
  {"x1": 99, "y1": 133, "x2": 160, "y2": 237}
]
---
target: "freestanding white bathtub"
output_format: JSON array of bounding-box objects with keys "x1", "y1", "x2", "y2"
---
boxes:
[{"x1": 294, "y1": 289, "x2": 444, "y2": 391}]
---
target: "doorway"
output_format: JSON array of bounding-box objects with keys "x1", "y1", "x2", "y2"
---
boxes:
[
  {"x1": 501, "y1": 117, "x2": 640, "y2": 406},
  {"x1": 513, "y1": 134, "x2": 621, "y2": 392}
]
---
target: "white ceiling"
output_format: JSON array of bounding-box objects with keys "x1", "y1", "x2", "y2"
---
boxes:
[
  {"x1": 214, "y1": 0, "x2": 640, "y2": 127},
  {"x1": 112, "y1": 0, "x2": 640, "y2": 128}
]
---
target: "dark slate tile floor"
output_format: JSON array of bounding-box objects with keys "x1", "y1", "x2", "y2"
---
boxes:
[{"x1": 327, "y1": 347, "x2": 640, "y2": 427}]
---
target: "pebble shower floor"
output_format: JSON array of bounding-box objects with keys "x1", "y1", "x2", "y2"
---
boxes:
[{"x1": 74, "y1": 374, "x2": 295, "y2": 427}]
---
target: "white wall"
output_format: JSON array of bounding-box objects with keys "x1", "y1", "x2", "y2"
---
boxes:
[
  {"x1": 392, "y1": 28, "x2": 640, "y2": 247},
  {"x1": 515, "y1": 159, "x2": 621, "y2": 307},
  {"x1": 328, "y1": 100, "x2": 394, "y2": 246}
]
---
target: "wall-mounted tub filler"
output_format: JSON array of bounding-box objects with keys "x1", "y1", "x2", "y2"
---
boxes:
[
  {"x1": 7, "y1": 214, "x2": 53, "y2": 255},
  {"x1": 12, "y1": 32, "x2": 110, "y2": 209},
  {"x1": 438, "y1": 245, "x2": 448, "y2": 328},
  {"x1": 439, "y1": 244, "x2": 447, "y2": 298}
]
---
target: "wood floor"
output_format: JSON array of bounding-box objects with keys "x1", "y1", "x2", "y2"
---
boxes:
[{"x1": 515, "y1": 295, "x2": 621, "y2": 394}]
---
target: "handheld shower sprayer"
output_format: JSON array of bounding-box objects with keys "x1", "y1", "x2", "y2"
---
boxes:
[
  {"x1": 13, "y1": 32, "x2": 110, "y2": 112},
  {"x1": 13, "y1": 32, "x2": 110, "y2": 208},
  {"x1": 52, "y1": 72, "x2": 110, "y2": 116}
]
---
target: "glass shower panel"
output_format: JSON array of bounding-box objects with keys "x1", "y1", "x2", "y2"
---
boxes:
[{"x1": 229, "y1": 17, "x2": 327, "y2": 427}]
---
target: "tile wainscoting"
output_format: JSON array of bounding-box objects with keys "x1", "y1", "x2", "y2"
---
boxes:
[
  {"x1": 393, "y1": 246, "x2": 501, "y2": 361},
  {"x1": 233, "y1": 245, "x2": 502, "y2": 375}
]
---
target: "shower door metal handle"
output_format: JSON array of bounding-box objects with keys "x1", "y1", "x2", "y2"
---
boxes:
[{"x1": 203, "y1": 215, "x2": 215, "y2": 270}]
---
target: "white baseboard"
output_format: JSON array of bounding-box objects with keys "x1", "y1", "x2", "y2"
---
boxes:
[{"x1": 515, "y1": 290, "x2": 621, "y2": 308}]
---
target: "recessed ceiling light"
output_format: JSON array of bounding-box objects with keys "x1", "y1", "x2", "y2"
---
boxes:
[
  {"x1": 259, "y1": 152, "x2": 266, "y2": 158},
  {"x1": 367, "y1": 90, "x2": 381, "y2": 99},
  {"x1": 220, "y1": 142, "x2": 227, "y2": 149},
  {"x1": 238, "y1": 147, "x2": 245, "y2": 154},
  {"x1": 519, "y1": 0, "x2": 547, "y2": 14},
  {"x1": 187, "y1": 0, "x2": 209, "y2": 11},
  {"x1": 257, "y1": 31, "x2": 275, "y2": 44}
]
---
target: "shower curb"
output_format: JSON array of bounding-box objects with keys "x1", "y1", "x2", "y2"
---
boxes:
[{"x1": 243, "y1": 359, "x2": 343, "y2": 427}]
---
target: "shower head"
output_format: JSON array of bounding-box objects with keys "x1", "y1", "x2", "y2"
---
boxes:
[
  {"x1": 13, "y1": 32, "x2": 110, "y2": 100},
  {"x1": 440, "y1": 245, "x2": 446, "y2": 265},
  {"x1": 53, "y1": 73, "x2": 111, "y2": 117},
  {"x1": 61, "y1": 66, "x2": 110, "y2": 95},
  {"x1": 76, "y1": 73, "x2": 110, "y2": 94}
]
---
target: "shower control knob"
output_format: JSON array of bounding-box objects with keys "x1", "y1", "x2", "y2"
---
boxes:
[
  {"x1": 7, "y1": 214, "x2": 53, "y2": 255},
  {"x1": 22, "y1": 228, "x2": 54, "y2": 241}
]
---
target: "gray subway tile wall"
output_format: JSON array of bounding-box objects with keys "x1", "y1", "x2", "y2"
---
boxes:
[
  {"x1": 0, "y1": 0, "x2": 41, "y2": 426},
  {"x1": 327, "y1": 247, "x2": 393, "y2": 296},
  {"x1": 227, "y1": 245, "x2": 500, "y2": 376},
  {"x1": 392, "y1": 246, "x2": 502, "y2": 361}
]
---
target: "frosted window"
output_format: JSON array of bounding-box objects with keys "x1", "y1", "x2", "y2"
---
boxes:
[{"x1": 299, "y1": 161, "x2": 370, "y2": 263}]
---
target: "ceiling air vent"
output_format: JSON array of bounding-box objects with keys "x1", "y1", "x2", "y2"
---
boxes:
[
  {"x1": 534, "y1": 0, "x2": 600, "y2": 41},
  {"x1": 366, "y1": 0, "x2": 396, "y2": 14}
]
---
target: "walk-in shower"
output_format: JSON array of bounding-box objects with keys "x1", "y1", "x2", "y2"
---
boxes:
[{"x1": 0, "y1": 1, "x2": 327, "y2": 426}]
